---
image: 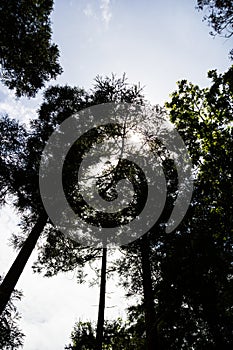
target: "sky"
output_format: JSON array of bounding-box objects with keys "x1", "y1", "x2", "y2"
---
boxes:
[{"x1": 0, "y1": 0, "x2": 232, "y2": 349}]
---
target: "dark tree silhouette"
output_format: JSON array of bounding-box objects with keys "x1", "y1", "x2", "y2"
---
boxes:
[
  {"x1": 0, "y1": 75, "x2": 147, "y2": 350},
  {"x1": 0, "y1": 277, "x2": 24, "y2": 350},
  {"x1": 196, "y1": 0, "x2": 233, "y2": 59},
  {"x1": 65, "y1": 318, "x2": 146, "y2": 350},
  {"x1": 96, "y1": 247, "x2": 107, "y2": 350},
  {"x1": 115, "y1": 66, "x2": 233, "y2": 349},
  {"x1": 31, "y1": 75, "x2": 146, "y2": 348},
  {"x1": 0, "y1": 0, "x2": 62, "y2": 97},
  {"x1": 163, "y1": 65, "x2": 233, "y2": 348}
]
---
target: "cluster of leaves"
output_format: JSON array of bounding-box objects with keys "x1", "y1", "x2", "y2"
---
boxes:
[
  {"x1": 0, "y1": 116, "x2": 27, "y2": 205},
  {"x1": 196, "y1": 0, "x2": 233, "y2": 59},
  {"x1": 29, "y1": 75, "x2": 145, "y2": 274},
  {"x1": 0, "y1": 1, "x2": 232, "y2": 348},
  {"x1": 28, "y1": 66, "x2": 233, "y2": 349},
  {"x1": 2, "y1": 78, "x2": 138, "y2": 245},
  {"x1": 112, "y1": 65, "x2": 233, "y2": 349},
  {"x1": 0, "y1": 277, "x2": 24, "y2": 349},
  {"x1": 0, "y1": 0, "x2": 62, "y2": 97},
  {"x1": 33, "y1": 229, "x2": 99, "y2": 280},
  {"x1": 160, "y1": 65, "x2": 233, "y2": 348},
  {"x1": 65, "y1": 318, "x2": 145, "y2": 350}
]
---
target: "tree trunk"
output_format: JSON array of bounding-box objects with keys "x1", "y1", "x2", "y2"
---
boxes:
[
  {"x1": 140, "y1": 236, "x2": 159, "y2": 350},
  {"x1": 0, "y1": 211, "x2": 47, "y2": 315},
  {"x1": 96, "y1": 247, "x2": 107, "y2": 350}
]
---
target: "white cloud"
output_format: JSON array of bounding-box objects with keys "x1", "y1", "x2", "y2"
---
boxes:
[
  {"x1": 100, "y1": 0, "x2": 112, "y2": 27},
  {"x1": 83, "y1": 3, "x2": 95, "y2": 18},
  {"x1": 83, "y1": 1, "x2": 112, "y2": 28}
]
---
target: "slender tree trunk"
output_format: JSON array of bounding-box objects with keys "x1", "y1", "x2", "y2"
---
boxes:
[
  {"x1": 140, "y1": 236, "x2": 159, "y2": 350},
  {"x1": 0, "y1": 211, "x2": 47, "y2": 315},
  {"x1": 96, "y1": 247, "x2": 107, "y2": 350}
]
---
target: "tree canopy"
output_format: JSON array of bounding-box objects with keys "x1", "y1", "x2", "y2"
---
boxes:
[
  {"x1": 65, "y1": 319, "x2": 145, "y2": 350},
  {"x1": 1, "y1": 66, "x2": 232, "y2": 348},
  {"x1": 196, "y1": 0, "x2": 233, "y2": 59},
  {"x1": 112, "y1": 65, "x2": 233, "y2": 349},
  {"x1": 163, "y1": 65, "x2": 233, "y2": 348},
  {"x1": 0, "y1": 0, "x2": 232, "y2": 348},
  {"x1": 0, "y1": 0, "x2": 62, "y2": 97}
]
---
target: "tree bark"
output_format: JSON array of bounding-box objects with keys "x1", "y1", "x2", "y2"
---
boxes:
[
  {"x1": 140, "y1": 236, "x2": 159, "y2": 350},
  {"x1": 96, "y1": 247, "x2": 107, "y2": 350},
  {"x1": 0, "y1": 211, "x2": 47, "y2": 315}
]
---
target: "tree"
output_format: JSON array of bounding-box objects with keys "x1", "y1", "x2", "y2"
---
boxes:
[
  {"x1": 113, "y1": 132, "x2": 180, "y2": 350},
  {"x1": 32, "y1": 75, "x2": 182, "y2": 350},
  {"x1": 114, "y1": 66, "x2": 233, "y2": 349},
  {"x1": 0, "y1": 74, "x2": 146, "y2": 348},
  {"x1": 65, "y1": 318, "x2": 146, "y2": 350},
  {"x1": 0, "y1": 212, "x2": 48, "y2": 315},
  {"x1": 196, "y1": 0, "x2": 233, "y2": 59},
  {"x1": 163, "y1": 65, "x2": 233, "y2": 348},
  {"x1": 0, "y1": 277, "x2": 24, "y2": 350},
  {"x1": 0, "y1": 112, "x2": 50, "y2": 315},
  {"x1": 0, "y1": 0, "x2": 62, "y2": 97},
  {"x1": 0, "y1": 115, "x2": 46, "y2": 316},
  {"x1": 31, "y1": 75, "x2": 146, "y2": 347},
  {"x1": 96, "y1": 247, "x2": 107, "y2": 350},
  {"x1": 0, "y1": 115, "x2": 28, "y2": 207},
  {"x1": 0, "y1": 84, "x2": 94, "y2": 315}
]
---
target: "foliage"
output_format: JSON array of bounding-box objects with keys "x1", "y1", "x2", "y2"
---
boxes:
[
  {"x1": 2, "y1": 67, "x2": 232, "y2": 348},
  {"x1": 196, "y1": 0, "x2": 233, "y2": 59},
  {"x1": 65, "y1": 318, "x2": 146, "y2": 350},
  {"x1": 31, "y1": 75, "x2": 180, "y2": 350},
  {"x1": 0, "y1": 110, "x2": 45, "y2": 226},
  {"x1": 30, "y1": 75, "x2": 149, "y2": 348},
  {"x1": 33, "y1": 229, "x2": 99, "y2": 281},
  {"x1": 0, "y1": 277, "x2": 24, "y2": 349},
  {"x1": 0, "y1": 0, "x2": 62, "y2": 97},
  {"x1": 31, "y1": 74, "x2": 145, "y2": 275},
  {"x1": 162, "y1": 65, "x2": 233, "y2": 348},
  {"x1": 0, "y1": 115, "x2": 28, "y2": 207},
  {"x1": 166, "y1": 65, "x2": 233, "y2": 236},
  {"x1": 113, "y1": 65, "x2": 233, "y2": 349}
]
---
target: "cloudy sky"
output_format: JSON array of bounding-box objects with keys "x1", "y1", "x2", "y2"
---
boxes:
[{"x1": 0, "y1": 0, "x2": 232, "y2": 349}]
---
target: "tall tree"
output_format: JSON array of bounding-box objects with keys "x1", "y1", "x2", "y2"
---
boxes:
[
  {"x1": 31, "y1": 74, "x2": 146, "y2": 346},
  {"x1": 0, "y1": 74, "x2": 145, "y2": 332},
  {"x1": 163, "y1": 65, "x2": 233, "y2": 348},
  {"x1": 0, "y1": 113, "x2": 49, "y2": 315},
  {"x1": 0, "y1": 85, "x2": 91, "y2": 314},
  {"x1": 0, "y1": 115, "x2": 44, "y2": 315},
  {"x1": 0, "y1": 0, "x2": 62, "y2": 97},
  {"x1": 31, "y1": 76, "x2": 178, "y2": 350},
  {"x1": 115, "y1": 66, "x2": 233, "y2": 349},
  {"x1": 114, "y1": 137, "x2": 179, "y2": 350}
]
